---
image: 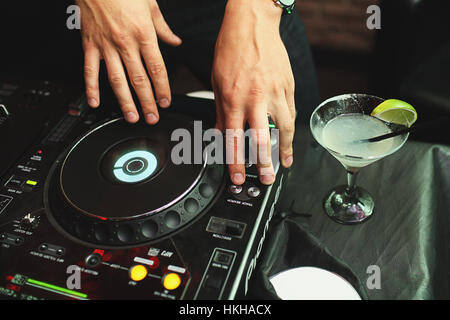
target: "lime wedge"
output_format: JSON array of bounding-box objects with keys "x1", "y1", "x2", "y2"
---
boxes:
[{"x1": 371, "y1": 99, "x2": 417, "y2": 127}]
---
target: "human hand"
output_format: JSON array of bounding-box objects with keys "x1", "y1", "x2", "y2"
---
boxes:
[
  {"x1": 212, "y1": 0, "x2": 296, "y2": 185},
  {"x1": 76, "y1": 0, "x2": 182, "y2": 124}
]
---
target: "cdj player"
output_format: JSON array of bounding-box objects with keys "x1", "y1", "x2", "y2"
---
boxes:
[{"x1": 0, "y1": 79, "x2": 285, "y2": 300}]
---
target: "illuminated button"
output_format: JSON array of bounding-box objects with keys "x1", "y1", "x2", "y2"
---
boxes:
[
  {"x1": 113, "y1": 150, "x2": 157, "y2": 183},
  {"x1": 162, "y1": 273, "x2": 181, "y2": 291},
  {"x1": 26, "y1": 180, "x2": 38, "y2": 186},
  {"x1": 129, "y1": 265, "x2": 148, "y2": 282},
  {"x1": 22, "y1": 179, "x2": 39, "y2": 192}
]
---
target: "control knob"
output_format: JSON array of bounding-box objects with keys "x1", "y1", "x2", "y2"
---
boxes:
[{"x1": 20, "y1": 212, "x2": 41, "y2": 230}]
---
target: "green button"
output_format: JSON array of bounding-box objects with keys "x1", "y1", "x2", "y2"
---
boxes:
[{"x1": 26, "y1": 180, "x2": 38, "y2": 186}]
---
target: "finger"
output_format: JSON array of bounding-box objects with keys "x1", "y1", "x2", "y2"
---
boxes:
[
  {"x1": 214, "y1": 93, "x2": 224, "y2": 131},
  {"x1": 120, "y1": 48, "x2": 159, "y2": 125},
  {"x1": 211, "y1": 81, "x2": 223, "y2": 131},
  {"x1": 150, "y1": 3, "x2": 182, "y2": 47},
  {"x1": 285, "y1": 85, "x2": 296, "y2": 120},
  {"x1": 224, "y1": 111, "x2": 246, "y2": 185},
  {"x1": 248, "y1": 107, "x2": 275, "y2": 185},
  {"x1": 102, "y1": 47, "x2": 139, "y2": 123},
  {"x1": 83, "y1": 43, "x2": 101, "y2": 108},
  {"x1": 272, "y1": 102, "x2": 295, "y2": 168},
  {"x1": 140, "y1": 40, "x2": 171, "y2": 109}
]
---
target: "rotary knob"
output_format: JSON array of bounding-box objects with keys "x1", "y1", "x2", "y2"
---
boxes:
[{"x1": 20, "y1": 213, "x2": 40, "y2": 230}]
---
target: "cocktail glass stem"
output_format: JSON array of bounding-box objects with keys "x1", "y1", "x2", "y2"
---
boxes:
[{"x1": 345, "y1": 170, "x2": 359, "y2": 197}]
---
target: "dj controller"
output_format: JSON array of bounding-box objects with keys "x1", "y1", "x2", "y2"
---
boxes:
[{"x1": 0, "y1": 79, "x2": 285, "y2": 300}]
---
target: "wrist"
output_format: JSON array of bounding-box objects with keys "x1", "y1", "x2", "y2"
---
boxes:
[{"x1": 225, "y1": 0, "x2": 283, "y2": 23}]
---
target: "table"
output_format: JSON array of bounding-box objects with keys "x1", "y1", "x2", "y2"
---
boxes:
[{"x1": 252, "y1": 125, "x2": 450, "y2": 300}]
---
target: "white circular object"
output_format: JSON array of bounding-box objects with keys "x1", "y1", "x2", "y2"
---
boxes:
[
  {"x1": 113, "y1": 150, "x2": 157, "y2": 183},
  {"x1": 270, "y1": 267, "x2": 361, "y2": 300}
]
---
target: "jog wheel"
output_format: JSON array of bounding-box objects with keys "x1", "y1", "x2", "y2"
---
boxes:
[{"x1": 44, "y1": 113, "x2": 224, "y2": 248}]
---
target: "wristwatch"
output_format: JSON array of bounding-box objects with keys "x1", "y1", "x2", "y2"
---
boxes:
[{"x1": 273, "y1": 0, "x2": 296, "y2": 14}]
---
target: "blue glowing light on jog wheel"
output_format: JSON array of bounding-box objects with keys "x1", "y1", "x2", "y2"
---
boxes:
[{"x1": 113, "y1": 150, "x2": 157, "y2": 183}]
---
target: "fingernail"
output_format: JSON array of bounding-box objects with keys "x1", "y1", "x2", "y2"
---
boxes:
[
  {"x1": 146, "y1": 113, "x2": 158, "y2": 124},
  {"x1": 261, "y1": 174, "x2": 275, "y2": 185},
  {"x1": 284, "y1": 155, "x2": 293, "y2": 167},
  {"x1": 174, "y1": 35, "x2": 182, "y2": 44},
  {"x1": 88, "y1": 98, "x2": 98, "y2": 107},
  {"x1": 125, "y1": 112, "x2": 138, "y2": 123},
  {"x1": 158, "y1": 98, "x2": 170, "y2": 108},
  {"x1": 233, "y1": 173, "x2": 245, "y2": 185}
]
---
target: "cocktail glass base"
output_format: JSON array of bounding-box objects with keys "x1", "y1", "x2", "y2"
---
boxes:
[{"x1": 323, "y1": 185, "x2": 375, "y2": 225}]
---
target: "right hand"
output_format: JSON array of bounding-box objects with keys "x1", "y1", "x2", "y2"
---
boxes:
[{"x1": 76, "y1": 0, "x2": 182, "y2": 124}]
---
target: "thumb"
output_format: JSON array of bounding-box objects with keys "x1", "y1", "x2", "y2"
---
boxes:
[{"x1": 150, "y1": 3, "x2": 182, "y2": 47}]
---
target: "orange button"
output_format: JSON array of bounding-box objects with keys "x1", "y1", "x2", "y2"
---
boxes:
[
  {"x1": 129, "y1": 265, "x2": 148, "y2": 282},
  {"x1": 162, "y1": 273, "x2": 181, "y2": 291}
]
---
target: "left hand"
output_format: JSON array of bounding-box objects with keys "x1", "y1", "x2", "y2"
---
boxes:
[{"x1": 212, "y1": 0, "x2": 296, "y2": 186}]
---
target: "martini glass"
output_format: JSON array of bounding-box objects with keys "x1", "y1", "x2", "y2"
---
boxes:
[{"x1": 310, "y1": 94, "x2": 409, "y2": 224}]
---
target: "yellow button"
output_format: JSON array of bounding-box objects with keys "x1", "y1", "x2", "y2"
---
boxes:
[
  {"x1": 162, "y1": 273, "x2": 181, "y2": 291},
  {"x1": 129, "y1": 265, "x2": 148, "y2": 282},
  {"x1": 26, "y1": 180, "x2": 38, "y2": 186}
]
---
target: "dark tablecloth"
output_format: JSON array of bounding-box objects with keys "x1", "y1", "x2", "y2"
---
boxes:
[{"x1": 250, "y1": 125, "x2": 450, "y2": 300}]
